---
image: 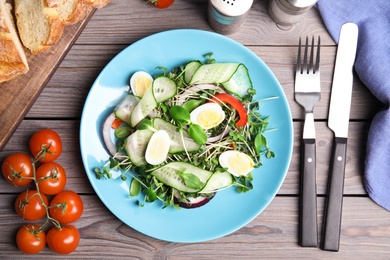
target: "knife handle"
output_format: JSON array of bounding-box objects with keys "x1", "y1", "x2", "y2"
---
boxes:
[
  {"x1": 322, "y1": 137, "x2": 347, "y2": 251},
  {"x1": 300, "y1": 138, "x2": 318, "y2": 247}
]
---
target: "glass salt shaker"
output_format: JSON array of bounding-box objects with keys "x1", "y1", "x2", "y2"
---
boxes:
[
  {"x1": 208, "y1": 0, "x2": 253, "y2": 35},
  {"x1": 268, "y1": 0, "x2": 318, "y2": 30}
]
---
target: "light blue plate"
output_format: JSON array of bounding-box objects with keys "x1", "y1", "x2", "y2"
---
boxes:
[{"x1": 80, "y1": 29, "x2": 293, "y2": 243}]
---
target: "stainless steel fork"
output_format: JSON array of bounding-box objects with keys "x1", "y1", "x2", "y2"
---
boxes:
[{"x1": 295, "y1": 36, "x2": 321, "y2": 247}]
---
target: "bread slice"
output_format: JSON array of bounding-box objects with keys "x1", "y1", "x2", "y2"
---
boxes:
[
  {"x1": 0, "y1": 0, "x2": 29, "y2": 83},
  {"x1": 56, "y1": 0, "x2": 93, "y2": 25},
  {"x1": 84, "y1": 0, "x2": 110, "y2": 9},
  {"x1": 14, "y1": 0, "x2": 64, "y2": 54}
]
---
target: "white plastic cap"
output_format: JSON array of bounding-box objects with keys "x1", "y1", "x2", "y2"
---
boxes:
[
  {"x1": 210, "y1": 0, "x2": 253, "y2": 17},
  {"x1": 289, "y1": 0, "x2": 318, "y2": 8}
]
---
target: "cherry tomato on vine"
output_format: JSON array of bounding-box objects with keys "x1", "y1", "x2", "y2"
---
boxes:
[
  {"x1": 147, "y1": 0, "x2": 174, "y2": 9},
  {"x1": 49, "y1": 190, "x2": 84, "y2": 224},
  {"x1": 29, "y1": 129, "x2": 62, "y2": 162},
  {"x1": 15, "y1": 190, "x2": 48, "y2": 221},
  {"x1": 47, "y1": 225, "x2": 80, "y2": 254},
  {"x1": 36, "y1": 162, "x2": 67, "y2": 195},
  {"x1": 2, "y1": 153, "x2": 33, "y2": 187},
  {"x1": 16, "y1": 224, "x2": 46, "y2": 254}
]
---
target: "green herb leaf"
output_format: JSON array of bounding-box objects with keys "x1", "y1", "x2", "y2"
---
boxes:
[
  {"x1": 104, "y1": 167, "x2": 112, "y2": 179},
  {"x1": 109, "y1": 157, "x2": 119, "y2": 168},
  {"x1": 204, "y1": 52, "x2": 213, "y2": 59},
  {"x1": 144, "y1": 188, "x2": 157, "y2": 202},
  {"x1": 169, "y1": 106, "x2": 191, "y2": 125},
  {"x1": 266, "y1": 150, "x2": 275, "y2": 159},
  {"x1": 177, "y1": 171, "x2": 202, "y2": 189},
  {"x1": 234, "y1": 174, "x2": 254, "y2": 193},
  {"x1": 254, "y1": 133, "x2": 266, "y2": 153},
  {"x1": 137, "y1": 118, "x2": 154, "y2": 131},
  {"x1": 94, "y1": 168, "x2": 104, "y2": 180},
  {"x1": 116, "y1": 138, "x2": 125, "y2": 152},
  {"x1": 188, "y1": 124, "x2": 207, "y2": 145}
]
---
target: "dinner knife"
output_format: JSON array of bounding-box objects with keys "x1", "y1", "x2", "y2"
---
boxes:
[{"x1": 322, "y1": 22, "x2": 359, "y2": 252}]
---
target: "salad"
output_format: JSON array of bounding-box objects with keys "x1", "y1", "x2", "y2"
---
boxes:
[{"x1": 94, "y1": 53, "x2": 275, "y2": 209}]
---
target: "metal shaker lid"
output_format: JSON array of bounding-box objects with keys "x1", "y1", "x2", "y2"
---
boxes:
[
  {"x1": 210, "y1": 0, "x2": 253, "y2": 17},
  {"x1": 288, "y1": 0, "x2": 317, "y2": 8}
]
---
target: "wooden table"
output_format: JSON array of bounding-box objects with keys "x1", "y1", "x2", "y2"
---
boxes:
[{"x1": 1, "y1": 0, "x2": 389, "y2": 258}]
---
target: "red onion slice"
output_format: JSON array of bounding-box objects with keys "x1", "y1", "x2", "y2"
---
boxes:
[
  {"x1": 173, "y1": 190, "x2": 215, "y2": 209},
  {"x1": 102, "y1": 112, "x2": 126, "y2": 158}
]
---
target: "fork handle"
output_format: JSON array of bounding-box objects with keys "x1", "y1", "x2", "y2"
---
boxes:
[{"x1": 300, "y1": 138, "x2": 318, "y2": 247}]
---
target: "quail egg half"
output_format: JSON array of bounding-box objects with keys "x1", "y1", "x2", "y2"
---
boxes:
[
  {"x1": 219, "y1": 150, "x2": 254, "y2": 177},
  {"x1": 130, "y1": 71, "x2": 153, "y2": 98},
  {"x1": 145, "y1": 130, "x2": 171, "y2": 165},
  {"x1": 190, "y1": 103, "x2": 225, "y2": 130}
]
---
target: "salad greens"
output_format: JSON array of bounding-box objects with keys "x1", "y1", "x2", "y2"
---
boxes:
[{"x1": 94, "y1": 53, "x2": 275, "y2": 209}]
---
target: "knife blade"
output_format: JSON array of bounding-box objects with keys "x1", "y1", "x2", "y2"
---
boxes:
[{"x1": 322, "y1": 22, "x2": 359, "y2": 252}]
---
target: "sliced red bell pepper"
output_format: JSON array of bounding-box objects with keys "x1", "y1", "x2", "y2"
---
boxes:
[{"x1": 209, "y1": 93, "x2": 248, "y2": 127}]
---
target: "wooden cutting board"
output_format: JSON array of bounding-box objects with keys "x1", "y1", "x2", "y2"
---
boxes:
[{"x1": 0, "y1": 5, "x2": 95, "y2": 151}]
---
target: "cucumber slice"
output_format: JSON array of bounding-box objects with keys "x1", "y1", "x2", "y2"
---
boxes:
[
  {"x1": 130, "y1": 76, "x2": 176, "y2": 127},
  {"x1": 153, "y1": 76, "x2": 177, "y2": 103},
  {"x1": 199, "y1": 170, "x2": 234, "y2": 193},
  {"x1": 189, "y1": 63, "x2": 253, "y2": 98},
  {"x1": 222, "y1": 64, "x2": 253, "y2": 98},
  {"x1": 124, "y1": 129, "x2": 154, "y2": 166},
  {"x1": 130, "y1": 87, "x2": 157, "y2": 127},
  {"x1": 114, "y1": 94, "x2": 140, "y2": 124},
  {"x1": 151, "y1": 162, "x2": 213, "y2": 193},
  {"x1": 189, "y1": 63, "x2": 239, "y2": 85},
  {"x1": 184, "y1": 60, "x2": 202, "y2": 84},
  {"x1": 153, "y1": 118, "x2": 201, "y2": 153}
]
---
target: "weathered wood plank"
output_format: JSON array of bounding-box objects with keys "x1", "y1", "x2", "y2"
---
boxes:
[
  {"x1": 0, "y1": 195, "x2": 388, "y2": 258},
  {"x1": 77, "y1": 0, "x2": 334, "y2": 46}
]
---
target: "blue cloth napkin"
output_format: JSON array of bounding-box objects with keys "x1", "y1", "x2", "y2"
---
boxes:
[{"x1": 316, "y1": 0, "x2": 390, "y2": 211}]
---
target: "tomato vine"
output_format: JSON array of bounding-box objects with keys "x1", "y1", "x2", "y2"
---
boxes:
[{"x1": 1, "y1": 129, "x2": 83, "y2": 255}]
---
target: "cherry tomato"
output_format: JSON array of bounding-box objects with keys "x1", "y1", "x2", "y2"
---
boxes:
[
  {"x1": 29, "y1": 129, "x2": 62, "y2": 162},
  {"x1": 16, "y1": 224, "x2": 46, "y2": 254},
  {"x1": 148, "y1": 0, "x2": 174, "y2": 9},
  {"x1": 15, "y1": 190, "x2": 48, "y2": 221},
  {"x1": 36, "y1": 162, "x2": 67, "y2": 195},
  {"x1": 49, "y1": 190, "x2": 84, "y2": 224},
  {"x1": 2, "y1": 153, "x2": 33, "y2": 187},
  {"x1": 47, "y1": 225, "x2": 80, "y2": 254}
]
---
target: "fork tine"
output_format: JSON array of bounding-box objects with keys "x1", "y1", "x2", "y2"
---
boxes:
[
  {"x1": 309, "y1": 36, "x2": 315, "y2": 73},
  {"x1": 297, "y1": 37, "x2": 302, "y2": 73},
  {"x1": 303, "y1": 36, "x2": 309, "y2": 73},
  {"x1": 296, "y1": 36, "x2": 321, "y2": 75},
  {"x1": 315, "y1": 36, "x2": 321, "y2": 73}
]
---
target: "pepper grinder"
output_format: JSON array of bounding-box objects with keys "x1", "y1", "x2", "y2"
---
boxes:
[
  {"x1": 208, "y1": 0, "x2": 253, "y2": 35},
  {"x1": 268, "y1": 0, "x2": 318, "y2": 30}
]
